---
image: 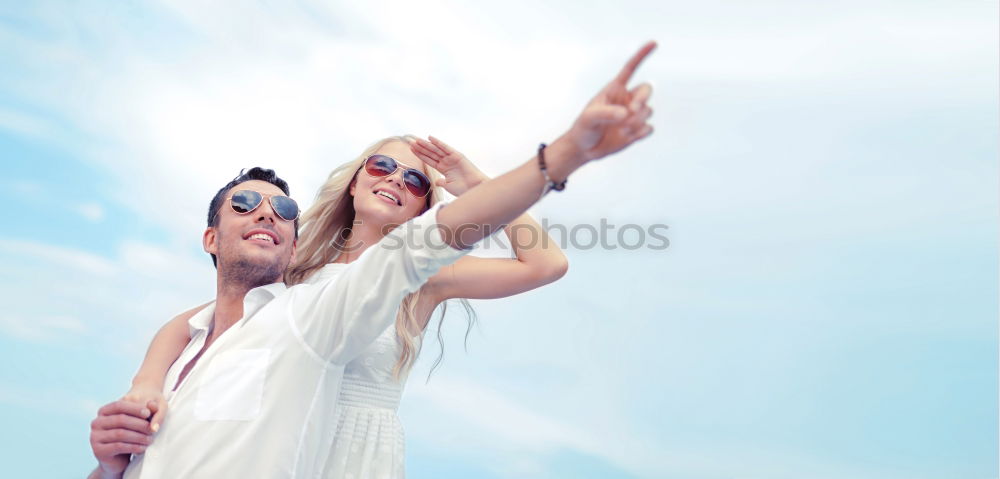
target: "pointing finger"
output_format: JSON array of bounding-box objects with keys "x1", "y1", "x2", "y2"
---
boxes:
[{"x1": 613, "y1": 41, "x2": 657, "y2": 86}]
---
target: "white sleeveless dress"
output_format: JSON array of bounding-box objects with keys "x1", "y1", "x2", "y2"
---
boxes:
[{"x1": 308, "y1": 263, "x2": 416, "y2": 479}]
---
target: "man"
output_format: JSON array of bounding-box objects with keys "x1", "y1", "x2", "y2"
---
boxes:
[
  {"x1": 87, "y1": 41, "x2": 657, "y2": 479},
  {"x1": 89, "y1": 165, "x2": 474, "y2": 478}
]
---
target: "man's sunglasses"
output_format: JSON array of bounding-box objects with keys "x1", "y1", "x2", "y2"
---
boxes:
[
  {"x1": 223, "y1": 190, "x2": 300, "y2": 221},
  {"x1": 363, "y1": 154, "x2": 432, "y2": 198}
]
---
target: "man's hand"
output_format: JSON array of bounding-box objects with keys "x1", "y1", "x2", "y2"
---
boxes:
[
  {"x1": 410, "y1": 136, "x2": 490, "y2": 196},
  {"x1": 563, "y1": 41, "x2": 656, "y2": 162},
  {"x1": 89, "y1": 400, "x2": 154, "y2": 479}
]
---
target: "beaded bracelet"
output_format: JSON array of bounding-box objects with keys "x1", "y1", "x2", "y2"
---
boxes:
[{"x1": 537, "y1": 143, "x2": 567, "y2": 198}]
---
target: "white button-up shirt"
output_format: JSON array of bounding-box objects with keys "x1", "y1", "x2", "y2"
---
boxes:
[{"x1": 123, "y1": 202, "x2": 467, "y2": 479}]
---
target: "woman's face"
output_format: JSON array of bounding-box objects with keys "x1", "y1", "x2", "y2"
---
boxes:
[{"x1": 350, "y1": 141, "x2": 432, "y2": 228}]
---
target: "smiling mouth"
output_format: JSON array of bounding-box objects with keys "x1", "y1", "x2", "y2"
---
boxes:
[
  {"x1": 374, "y1": 190, "x2": 401, "y2": 206},
  {"x1": 244, "y1": 230, "x2": 279, "y2": 245}
]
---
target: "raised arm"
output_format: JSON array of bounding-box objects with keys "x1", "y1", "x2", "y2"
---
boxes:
[
  {"x1": 123, "y1": 302, "x2": 210, "y2": 431},
  {"x1": 435, "y1": 41, "x2": 656, "y2": 249},
  {"x1": 295, "y1": 42, "x2": 655, "y2": 363},
  {"x1": 411, "y1": 136, "x2": 568, "y2": 301}
]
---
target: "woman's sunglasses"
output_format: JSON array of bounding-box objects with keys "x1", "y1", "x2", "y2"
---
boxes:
[
  {"x1": 224, "y1": 190, "x2": 300, "y2": 221},
  {"x1": 363, "y1": 154, "x2": 432, "y2": 198}
]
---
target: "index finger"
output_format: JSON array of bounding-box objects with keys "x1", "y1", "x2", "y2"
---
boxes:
[
  {"x1": 98, "y1": 400, "x2": 151, "y2": 419},
  {"x1": 613, "y1": 41, "x2": 657, "y2": 86}
]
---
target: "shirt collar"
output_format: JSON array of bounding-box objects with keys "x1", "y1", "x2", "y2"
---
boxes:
[
  {"x1": 186, "y1": 282, "x2": 287, "y2": 334},
  {"x1": 243, "y1": 282, "x2": 287, "y2": 319},
  {"x1": 187, "y1": 302, "x2": 217, "y2": 334}
]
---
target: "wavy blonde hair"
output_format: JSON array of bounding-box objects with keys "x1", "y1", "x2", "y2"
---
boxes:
[{"x1": 285, "y1": 135, "x2": 475, "y2": 379}]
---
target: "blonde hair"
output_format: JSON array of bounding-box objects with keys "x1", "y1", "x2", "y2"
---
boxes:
[{"x1": 286, "y1": 135, "x2": 475, "y2": 379}]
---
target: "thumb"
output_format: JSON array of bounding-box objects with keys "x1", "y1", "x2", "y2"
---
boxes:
[
  {"x1": 583, "y1": 105, "x2": 628, "y2": 126},
  {"x1": 435, "y1": 178, "x2": 448, "y2": 187}
]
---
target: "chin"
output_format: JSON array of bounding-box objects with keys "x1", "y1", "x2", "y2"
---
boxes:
[{"x1": 356, "y1": 202, "x2": 411, "y2": 224}]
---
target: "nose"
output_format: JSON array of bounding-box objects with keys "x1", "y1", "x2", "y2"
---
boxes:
[
  {"x1": 384, "y1": 169, "x2": 406, "y2": 191},
  {"x1": 254, "y1": 198, "x2": 277, "y2": 224}
]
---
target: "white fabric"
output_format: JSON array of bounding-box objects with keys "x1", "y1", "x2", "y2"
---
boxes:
[
  {"x1": 301, "y1": 260, "x2": 415, "y2": 479},
  {"x1": 123, "y1": 202, "x2": 467, "y2": 479}
]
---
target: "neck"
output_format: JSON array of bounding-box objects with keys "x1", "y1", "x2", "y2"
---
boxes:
[
  {"x1": 210, "y1": 277, "x2": 254, "y2": 342},
  {"x1": 335, "y1": 217, "x2": 391, "y2": 264},
  {"x1": 210, "y1": 278, "x2": 249, "y2": 341}
]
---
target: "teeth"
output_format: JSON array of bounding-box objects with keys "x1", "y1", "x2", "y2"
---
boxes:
[
  {"x1": 376, "y1": 190, "x2": 400, "y2": 204},
  {"x1": 249, "y1": 233, "x2": 273, "y2": 243}
]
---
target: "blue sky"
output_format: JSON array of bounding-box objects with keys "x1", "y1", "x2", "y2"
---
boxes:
[{"x1": 0, "y1": 1, "x2": 997, "y2": 478}]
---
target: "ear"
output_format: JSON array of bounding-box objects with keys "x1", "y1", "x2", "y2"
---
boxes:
[
  {"x1": 349, "y1": 177, "x2": 357, "y2": 197},
  {"x1": 203, "y1": 227, "x2": 218, "y2": 256}
]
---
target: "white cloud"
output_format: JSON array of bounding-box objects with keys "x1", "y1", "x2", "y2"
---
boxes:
[
  {"x1": 76, "y1": 202, "x2": 105, "y2": 222},
  {"x1": 0, "y1": 239, "x2": 119, "y2": 277},
  {"x1": 0, "y1": 238, "x2": 214, "y2": 354},
  {"x1": 405, "y1": 374, "x2": 669, "y2": 478},
  {"x1": 0, "y1": 383, "x2": 99, "y2": 418},
  {"x1": 0, "y1": 314, "x2": 86, "y2": 343},
  {"x1": 0, "y1": 107, "x2": 51, "y2": 138}
]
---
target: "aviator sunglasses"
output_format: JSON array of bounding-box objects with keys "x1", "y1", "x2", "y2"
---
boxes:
[
  {"x1": 363, "y1": 154, "x2": 432, "y2": 198},
  {"x1": 222, "y1": 190, "x2": 300, "y2": 221}
]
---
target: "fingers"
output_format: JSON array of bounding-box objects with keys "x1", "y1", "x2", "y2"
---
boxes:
[
  {"x1": 628, "y1": 83, "x2": 653, "y2": 112},
  {"x1": 584, "y1": 105, "x2": 629, "y2": 126},
  {"x1": 417, "y1": 137, "x2": 448, "y2": 158},
  {"x1": 410, "y1": 142, "x2": 441, "y2": 167},
  {"x1": 435, "y1": 178, "x2": 448, "y2": 188},
  {"x1": 411, "y1": 139, "x2": 442, "y2": 160},
  {"x1": 94, "y1": 441, "x2": 147, "y2": 459},
  {"x1": 93, "y1": 412, "x2": 155, "y2": 435},
  {"x1": 99, "y1": 400, "x2": 150, "y2": 420},
  {"x1": 94, "y1": 427, "x2": 152, "y2": 446},
  {"x1": 613, "y1": 41, "x2": 657, "y2": 86},
  {"x1": 631, "y1": 124, "x2": 654, "y2": 143},
  {"x1": 427, "y1": 136, "x2": 455, "y2": 155}
]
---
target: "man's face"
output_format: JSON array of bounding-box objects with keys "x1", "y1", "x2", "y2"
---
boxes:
[{"x1": 204, "y1": 180, "x2": 297, "y2": 288}]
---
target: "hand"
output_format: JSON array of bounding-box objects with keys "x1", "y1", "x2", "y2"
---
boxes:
[
  {"x1": 123, "y1": 383, "x2": 168, "y2": 432},
  {"x1": 89, "y1": 400, "x2": 154, "y2": 478},
  {"x1": 410, "y1": 136, "x2": 490, "y2": 196},
  {"x1": 563, "y1": 41, "x2": 656, "y2": 162}
]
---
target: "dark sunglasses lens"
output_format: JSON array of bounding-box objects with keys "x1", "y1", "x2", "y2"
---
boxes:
[
  {"x1": 403, "y1": 170, "x2": 431, "y2": 197},
  {"x1": 231, "y1": 190, "x2": 263, "y2": 214},
  {"x1": 365, "y1": 155, "x2": 396, "y2": 177},
  {"x1": 270, "y1": 196, "x2": 299, "y2": 221}
]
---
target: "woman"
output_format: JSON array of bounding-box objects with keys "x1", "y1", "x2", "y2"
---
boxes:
[{"x1": 126, "y1": 136, "x2": 568, "y2": 477}]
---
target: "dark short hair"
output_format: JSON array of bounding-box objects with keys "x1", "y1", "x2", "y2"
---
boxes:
[{"x1": 207, "y1": 167, "x2": 299, "y2": 267}]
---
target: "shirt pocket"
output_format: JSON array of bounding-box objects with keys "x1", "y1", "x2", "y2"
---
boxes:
[{"x1": 194, "y1": 349, "x2": 270, "y2": 421}]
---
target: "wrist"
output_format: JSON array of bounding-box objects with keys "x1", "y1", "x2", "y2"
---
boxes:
[
  {"x1": 542, "y1": 135, "x2": 587, "y2": 183},
  {"x1": 130, "y1": 375, "x2": 160, "y2": 389},
  {"x1": 97, "y1": 463, "x2": 125, "y2": 479},
  {"x1": 469, "y1": 173, "x2": 489, "y2": 189}
]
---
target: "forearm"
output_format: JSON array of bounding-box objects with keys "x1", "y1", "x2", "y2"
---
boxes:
[
  {"x1": 88, "y1": 465, "x2": 122, "y2": 479},
  {"x1": 132, "y1": 311, "x2": 196, "y2": 387},
  {"x1": 437, "y1": 136, "x2": 584, "y2": 249}
]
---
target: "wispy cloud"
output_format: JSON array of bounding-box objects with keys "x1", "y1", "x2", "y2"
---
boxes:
[{"x1": 0, "y1": 314, "x2": 86, "y2": 343}]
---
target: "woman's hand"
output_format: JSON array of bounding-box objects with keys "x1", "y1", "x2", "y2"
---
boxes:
[
  {"x1": 410, "y1": 136, "x2": 490, "y2": 196},
  {"x1": 122, "y1": 382, "x2": 168, "y2": 432},
  {"x1": 563, "y1": 41, "x2": 656, "y2": 162}
]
